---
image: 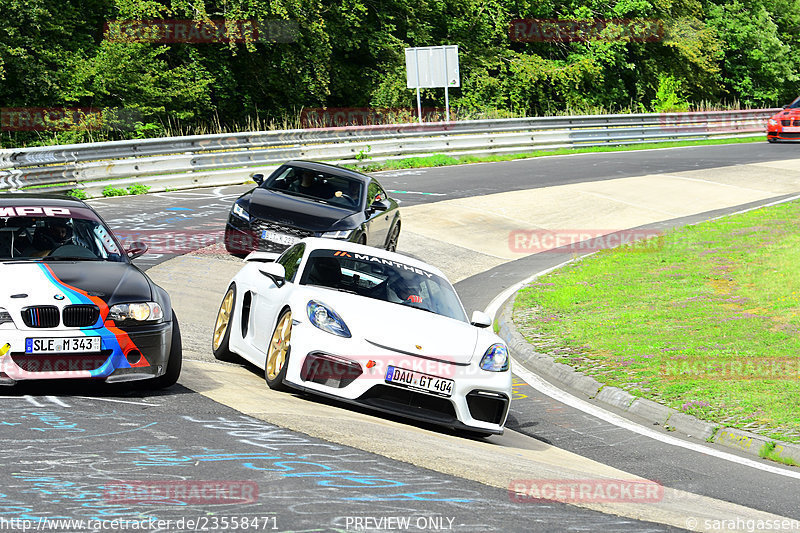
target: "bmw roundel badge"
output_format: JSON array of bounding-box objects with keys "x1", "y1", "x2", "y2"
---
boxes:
[{"x1": 54, "y1": 294, "x2": 65, "y2": 301}]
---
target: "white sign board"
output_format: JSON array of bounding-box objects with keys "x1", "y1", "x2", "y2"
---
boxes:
[{"x1": 405, "y1": 46, "x2": 460, "y2": 89}]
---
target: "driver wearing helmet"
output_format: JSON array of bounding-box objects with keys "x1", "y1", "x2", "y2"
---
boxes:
[
  {"x1": 386, "y1": 269, "x2": 423, "y2": 304},
  {"x1": 25, "y1": 218, "x2": 73, "y2": 257}
]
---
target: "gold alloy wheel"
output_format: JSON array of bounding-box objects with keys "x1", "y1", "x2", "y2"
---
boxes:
[
  {"x1": 212, "y1": 288, "x2": 234, "y2": 351},
  {"x1": 267, "y1": 310, "x2": 292, "y2": 380}
]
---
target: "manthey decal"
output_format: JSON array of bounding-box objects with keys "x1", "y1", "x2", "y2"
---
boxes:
[
  {"x1": 0, "y1": 264, "x2": 149, "y2": 380},
  {"x1": 333, "y1": 250, "x2": 434, "y2": 278}
]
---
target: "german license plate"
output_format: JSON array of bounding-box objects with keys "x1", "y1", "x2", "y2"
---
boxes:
[
  {"x1": 261, "y1": 230, "x2": 300, "y2": 246},
  {"x1": 25, "y1": 337, "x2": 101, "y2": 354},
  {"x1": 385, "y1": 365, "x2": 454, "y2": 397}
]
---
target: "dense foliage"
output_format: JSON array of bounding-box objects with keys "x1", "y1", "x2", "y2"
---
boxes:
[{"x1": 1, "y1": 0, "x2": 798, "y2": 146}]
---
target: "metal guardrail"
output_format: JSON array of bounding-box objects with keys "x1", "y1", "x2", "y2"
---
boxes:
[{"x1": 0, "y1": 109, "x2": 776, "y2": 196}]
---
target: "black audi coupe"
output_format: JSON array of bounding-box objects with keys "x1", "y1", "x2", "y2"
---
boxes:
[{"x1": 223, "y1": 161, "x2": 401, "y2": 256}]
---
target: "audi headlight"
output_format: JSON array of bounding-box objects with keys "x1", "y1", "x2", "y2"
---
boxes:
[
  {"x1": 320, "y1": 229, "x2": 354, "y2": 239},
  {"x1": 769, "y1": 119, "x2": 779, "y2": 126},
  {"x1": 232, "y1": 202, "x2": 250, "y2": 221},
  {"x1": 0, "y1": 307, "x2": 14, "y2": 328},
  {"x1": 307, "y1": 300, "x2": 351, "y2": 337},
  {"x1": 108, "y1": 302, "x2": 164, "y2": 323},
  {"x1": 479, "y1": 343, "x2": 509, "y2": 372}
]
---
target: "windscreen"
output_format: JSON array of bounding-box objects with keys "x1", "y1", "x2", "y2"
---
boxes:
[
  {"x1": 299, "y1": 249, "x2": 468, "y2": 322},
  {"x1": 263, "y1": 165, "x2": 364, "y2": 210},
  {"x1": 788, "y1": 96, "x2": 800, "y2": 109},
  {"x1": 0, "y1": 205, "x2": 124, "y2": 261}
]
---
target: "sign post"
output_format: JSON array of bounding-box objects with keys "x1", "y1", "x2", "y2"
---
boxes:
[{"x1": 405, "y1": 45, "x2": 460, "y2": 123}]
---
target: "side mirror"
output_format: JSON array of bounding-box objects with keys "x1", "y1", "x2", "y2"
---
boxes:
[
  {"x1": 126, "y1": 241, "x2": 148, "y2": 260},
  {"x1": 258, "y1": 262, "x2": 286, "y2": 287},
  {"x1": 251, "y1": 173, "x2": 264, "y2": 185},
  {"x1": 470, "y1": 310, "x2": 492, "y2": 328},
  {"x1": 370, "y1": 199, "x2": 389, "y2": 212},
  {"x1": 783, "y1": 105, "x2": 790, "y2": 109}
]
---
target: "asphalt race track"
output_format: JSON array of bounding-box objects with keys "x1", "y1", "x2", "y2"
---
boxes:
[{"x1": 2, "y1": 142, "x2": 800, "y2": 532}]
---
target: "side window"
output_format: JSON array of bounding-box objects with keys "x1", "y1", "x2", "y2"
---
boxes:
[
  {"x1": 367, "y1": 182, "x2": 385, "y2": 205},
  {"x1": 277, "y1": 243, "x2": 305, "y2": 282}
]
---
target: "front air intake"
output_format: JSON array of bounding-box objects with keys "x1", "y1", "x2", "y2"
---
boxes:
[
  {"x1": 21, "y1": 306, "x2": 60, "y2": 328},
  {"x1": 63, "y1": 305, "x2": 100, "y2": 327}
]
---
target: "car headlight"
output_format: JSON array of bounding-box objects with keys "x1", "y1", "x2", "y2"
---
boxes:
[
  {"x1": 0, "y1": 307, "x2": 15, "y2": 328},
  {"x1": 232, "y1": 202, "x2": 250, "y2": 221},
  {"x1": 320, "y1": 229, "x2": 354, "y2": 239},
  {"x1": 479, "y1": 343, "x2": 509, "y2": 372},
  {"x1": 769, "y1": 119, "x2": 778, "y2": 126},
  {"x1": 307, "y1": 300, "x2": 351, "y2": 337},
  {"x1": 108, "y1": 302, "x2": 164, "y2": 323}
]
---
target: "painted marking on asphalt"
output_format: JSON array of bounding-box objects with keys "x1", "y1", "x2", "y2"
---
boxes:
[
  {"x1": 23, "y1": 396, "x2": 44, "y2": 407},
  {"x1": 388, "y1": 190, "x2": 446, "y2": 196},
  {"x1": 45, "y1": 396, "x2": 70, "y2": 407},
  {"x1": 374, "y1": 170, "x2": 427, "y2": 177},
  {"x1": 77, "y1": 396, "x2": 160, "y2": 407},
  {"x1": 511, "y1": 361, "x2": 800, "y2": 481},
  {"x1": 166, "y1": 207, "x2": 192, "y2": 211}
]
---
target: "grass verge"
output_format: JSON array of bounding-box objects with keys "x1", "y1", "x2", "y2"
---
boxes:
[
  {"x1": 513, "y1": 198, "x2": 800, "y2": 444},
  {"x1": 759, "y1": 442, "x2": 800, "y2": 467},
  {"x1": 344, "y1": 136, "x2": 763, "y2": 172}
]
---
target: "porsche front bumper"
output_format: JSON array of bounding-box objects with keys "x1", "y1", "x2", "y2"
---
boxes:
[{"x1": 282, "y1": 320, "x2": 512, "y2": 435}]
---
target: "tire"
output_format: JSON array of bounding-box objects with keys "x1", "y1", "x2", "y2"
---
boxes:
[
  {"x1": 212, "y1": 283, "x2": 238, "y2": 362},
  {"x1": 768, "y1": 138, "x2": 777, "y2": 143},
  {"x1": 385, "y1": 223, "x2": 400, "y2": 252},
  {"x1": 150, "y1": 314, "x2": 182, "y2": 389},
  {"x1": 265, "y1": 308, "x2": 292, "y2": 391}
]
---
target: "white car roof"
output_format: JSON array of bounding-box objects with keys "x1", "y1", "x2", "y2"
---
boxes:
[{"x1": 300, "y1": 237, "x2": 449, "y2": 280}]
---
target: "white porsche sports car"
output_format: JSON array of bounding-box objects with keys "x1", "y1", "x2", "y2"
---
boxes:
[{"x1": 212, "y1": 238, "x2": 512, "y2": 435}]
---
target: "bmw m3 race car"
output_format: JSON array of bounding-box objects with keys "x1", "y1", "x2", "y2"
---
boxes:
[
  {"x1": 0, "y1": 195, "x2": 181, "y2": 387},
  {"x1": 767, "y1": 96, "x2": 800, "y2": 142},
  {"x1": 224, "y1": 160, "x2": 401, "y2": 257},
  {"x1": 212, "y1": 238, "x2": 512, "y2": 435}
]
